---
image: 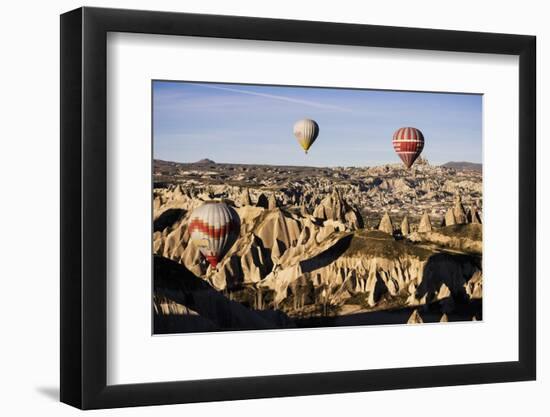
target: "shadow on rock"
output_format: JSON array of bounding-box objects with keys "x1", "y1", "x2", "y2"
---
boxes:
[
  {"x1": 154, "y1": 255, "x2": 294, "y2": 334},
  {"x1": 299, "y1": 234, "x2": 353, "y2": 274},
  {"x1": 416, "y1": 252, "x2": 481, "y2": 310},
  {"x1": 153, "y1": 208, "x2": 186, "y2": 232}
]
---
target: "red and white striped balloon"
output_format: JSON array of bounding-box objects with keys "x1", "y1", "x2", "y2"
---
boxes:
[
  {"x1": 392, "y1": 127, "x2": 425, "y2": 169},
  {"x1": 188, "y1": 201, "x2": 240, "y2": 268}
]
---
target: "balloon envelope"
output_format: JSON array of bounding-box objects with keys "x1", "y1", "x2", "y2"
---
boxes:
[
  {"x1": 188, "y1": 201, "x2": 240, "y2": 268},
  {"x1": 392, "y1": 127, "x2": 425, "y2": 168},
  {"x1": 293, "y1": 119, "x2": 319, "y2": 153}
]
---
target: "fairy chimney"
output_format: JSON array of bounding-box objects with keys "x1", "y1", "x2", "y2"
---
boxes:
[
  {"x1": 268, "y1": 193, "x2": 278, "y2": 210},
  {"x1": 444, "y1": 207, "x2": 456, "y2": 226},
  {"x1": 401, "y1": 216, "x2": 410, "y2": 236},
  {"x1": 407, "y1": 309, "x2": 424, "y2": 324},
  {"x1": 241, "y1": 188, "x2": 252, "y2": 206},
  {"x1": 378, "y1": 211, "x2": 394, "y2": 235},
  {"x1": 470, "y1": 207, "x2": 482, "y2": 224},
  {"x1": 418, "y1": 211, "x2": 432, "y2": 233},
  {"x1": 453, "y1": 194, "x2": 467, "y2": 224}
]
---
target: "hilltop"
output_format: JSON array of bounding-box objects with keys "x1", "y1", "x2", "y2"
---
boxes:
[
  {"x1": 441, "y1": 161, "x2": 482, "y2": 172},
  {"x1": 193, "y1": 158, "x2": 216, "y2": 165}
]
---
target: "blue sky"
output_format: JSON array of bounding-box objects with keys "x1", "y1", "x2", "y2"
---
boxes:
[{"x1": 153, "y1": 81, "x2": 482, "y2": 167}]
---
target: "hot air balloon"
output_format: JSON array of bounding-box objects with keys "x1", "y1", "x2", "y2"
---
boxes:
[
  {"x1": 392, "y1": 127, "x2": 425, "y2": 168},
  {"x1": 188, "y1": 201, "x2": 240, "y2": 268},
  {"x1": 293, "y1": 119, "x2": 319, "y2": 154}
]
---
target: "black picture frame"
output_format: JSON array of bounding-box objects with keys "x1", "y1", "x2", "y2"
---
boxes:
[{"x1": 60, "y1": 6, "x2": 536, "y2": 410}]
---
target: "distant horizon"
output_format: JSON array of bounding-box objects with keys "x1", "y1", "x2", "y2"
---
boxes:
[
  {"x1": 154, "y1": 157, "x2": 482, "y2": 170},
  {"x1": 153, "y1": 81, "x2": 483, "y2": 167}
]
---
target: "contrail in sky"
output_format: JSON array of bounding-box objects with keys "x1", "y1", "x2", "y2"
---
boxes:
[{"x1": 189, "y1": 83, "x2": 354, "y2": 113}]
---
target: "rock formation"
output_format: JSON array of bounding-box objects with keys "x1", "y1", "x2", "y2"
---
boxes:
[
  {"x1": 465, "y1": 270, "x2": 483, "y2": 299},
  {"x1": 444, "y1": 207, "x2": 456, "y2": 226},
  {"x1": 268, "y1": 193, "x2": 278, "y2": 210},
  {"x1": 378, "y1": 211, "x2": 394, "y2": 235},
  {"x1": 468, "y1": 207, "x2": 482, "y2": 224},
  {"x1": 313, "y1": 188, "x2": 363, "y2": 230},
  {"x1": 401, "y1": 216, "x2": 410, "y2": 236},
  {"x1": 154, "y1": 158, "x2": 482, "y2": 228},
  {"x1": 154, "y1": 295, "x2": 194, "y2": 315},
  {"x1": 408, "y1": 224, "x2": 482, "y2": 254},
  {"x1": 418, "y1": 211, "x2": 432, "y2": 233},
  {"x1": 152, "y1": 158, "x2": 483, "y2": 329},
  {"x1": 453, "y1": 195, "x2": 468, "y2": 224},
  {"x1": 436, "y1": 283, "x2": 452, "y2": 300},
  {"x1": 407, "y1": 309, "x2": 423, "y2": 324},
  {"x1": 241, "y1": 188, "x2": 252, "y2": 206}
]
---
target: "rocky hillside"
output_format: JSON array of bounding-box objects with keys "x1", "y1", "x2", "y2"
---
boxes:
[
  {"x1": 153, "y1": 158, "x2": 483, "y2": 228},
  {"x1": 153, "y1": 179, "x2": 483, "y2": 327}
]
